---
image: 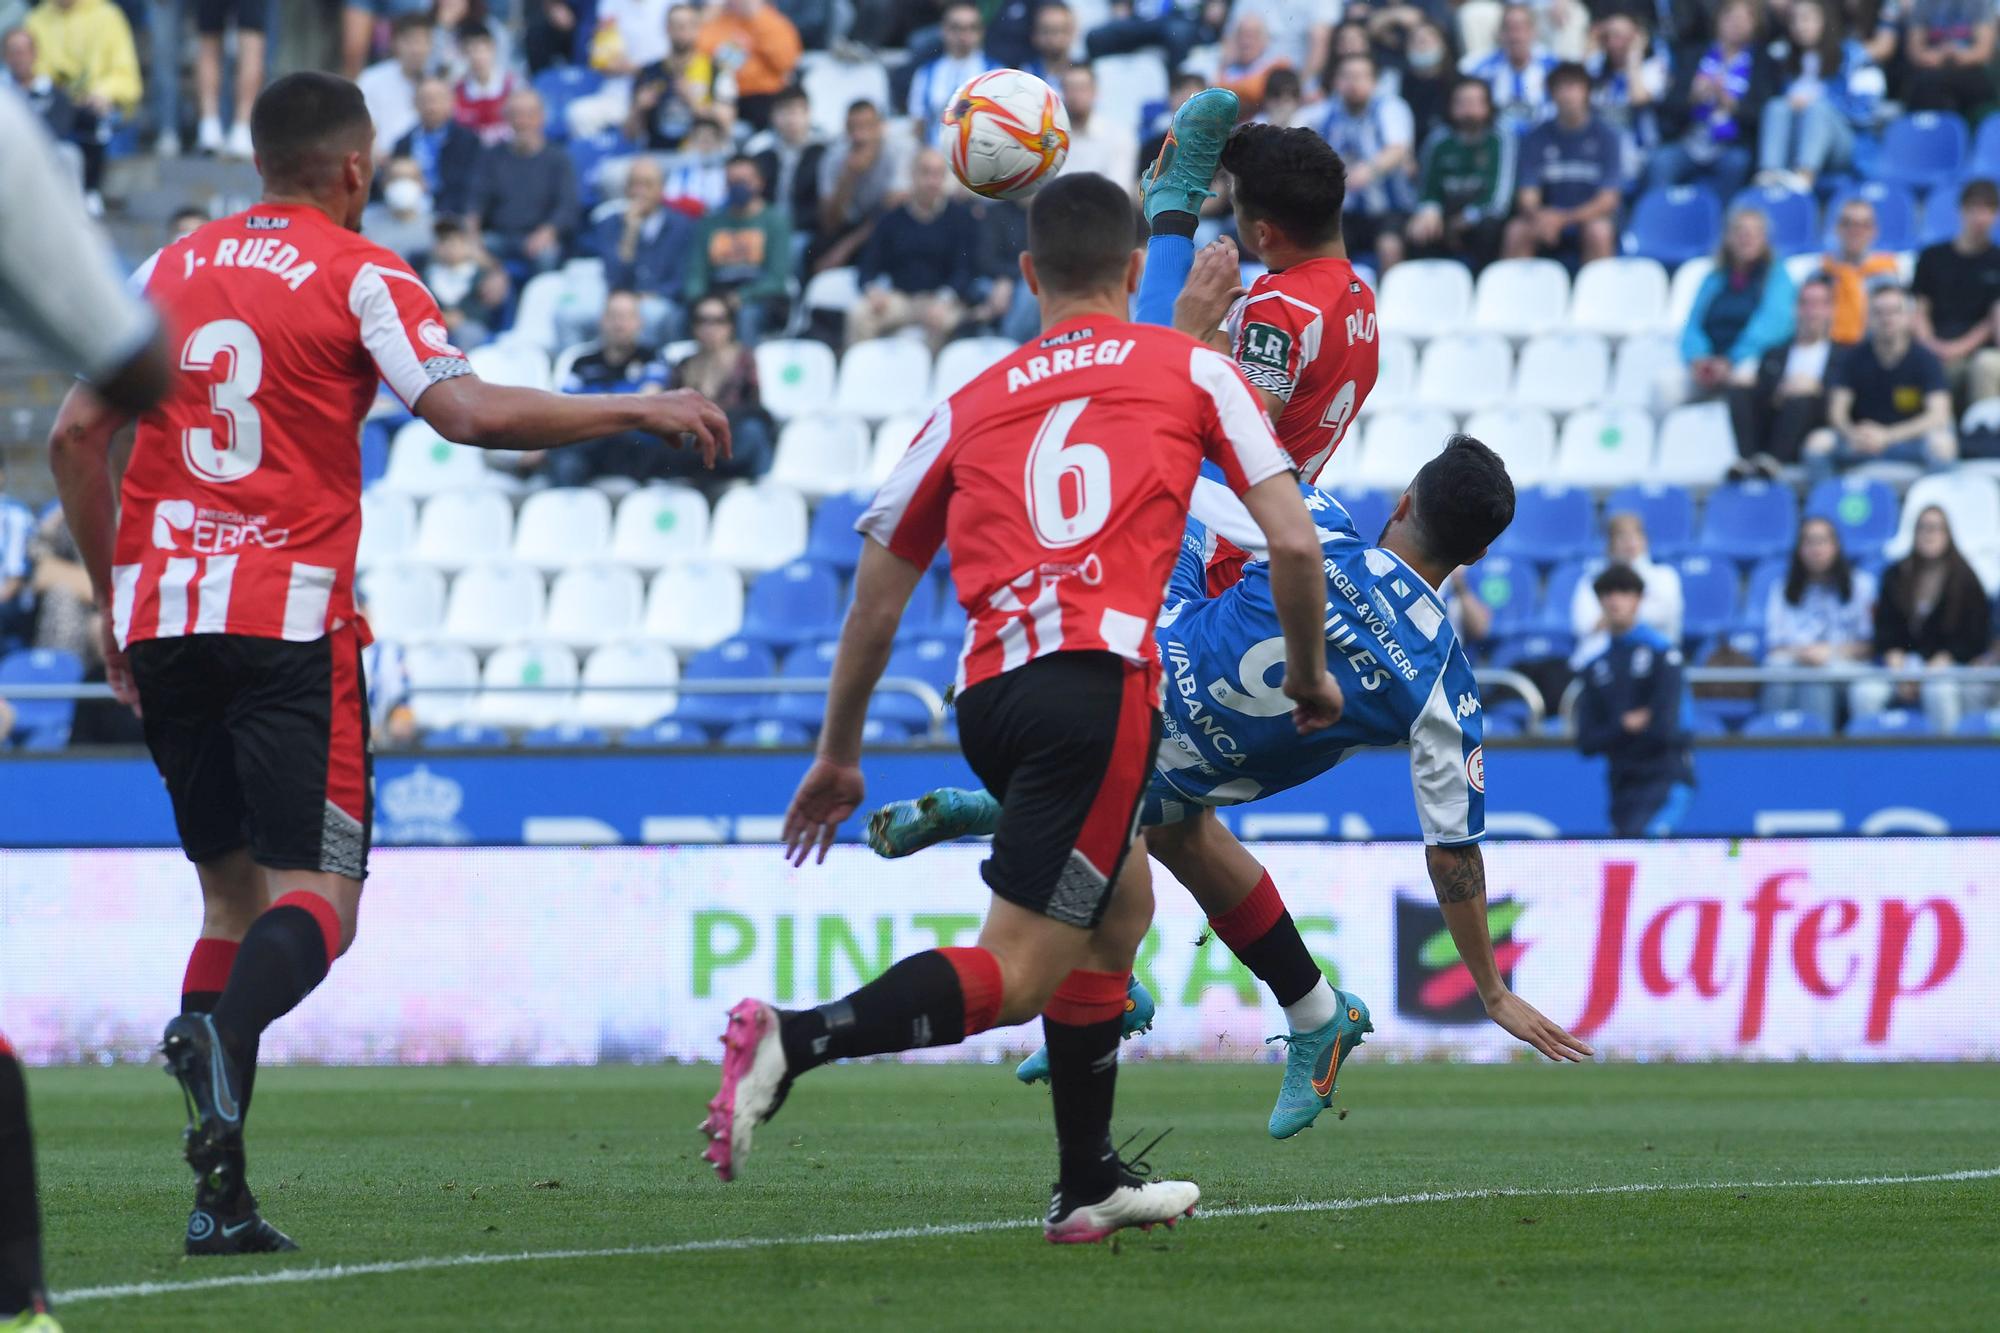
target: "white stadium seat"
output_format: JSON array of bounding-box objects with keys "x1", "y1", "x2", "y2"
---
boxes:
[
  {"x1": 1414, "y1": 333, "x2": 1513, "y2": 413},
  {"x1": 577, "y1": 640, "x2": 682, "y2": 728},
  {"x1": 1569, "y1": 257, "x2": 1670, "y2": 336},
  {"x1": 931, "y1": 335, "x2": 1016, "y2": 400},
  {"x1": 357, "y1": 561, "x2": 446, "y2": 641},
  {"x1": 380, "y1": 421, "x2": 496, "y2": 497},
  {"x1": 508, "y1": 271, "x2": 568, "y2": 353},
  {"x1": 1652, "y1": 402, "x2": 1739, "y2": 485},
  {"x1": 1889, "y1": 471, "x2": 2000, "y2": 592},
  {"x1": 544, "y1": 562, "x2": 646, "y2": 649},
  {"x1": 413, "y1": 489, "x2": 514, "y2": 571},
  {"x1": 870, "y1": 414, "x2": 926, "y2": 486},
  {"x1": 400, "y1": 641, "x2": 481, "y2": 728},
  {"x1": 1609, "y1": 334, "x2": 1684, "y2": 412},
  {"x1": 476, "y1": 642, "x2": 579, "y2": 728},
  {"x1": 513, "y1": 487, "x2": 613, "y2": 570},
  {"x1": 356, "y1": 489, "x2": 416, "y2": 571},
  {"x1": 834, "y1": 337, "x2": 935, "y2": 421},
  {"x1": 754, "y1": 338, "x2": 838, "y2": 420},
  {"x1": 800, "y1": 266, "x2": 860, "y2": 317},
  {"x1": 1377, "y1": 259, "x2": 1473, "y2": 339},
  {"x1": 1463, "y1": 407, "x2": 1556, "y2": 486},
  {"x1": 1513, "y1": 332, "x2": 1610, "y2": 412},
  {"x1": 1092, "y1": 53, "x2": 1167, "y2": 141},
  {"x1": 1555, "y1": 408, "x2": 1657, "y2": 486},
  {"x1": 1471, "y1": 258, "x2": 1572, "y2": 337},
  {"x1": 1663, "y1": 256, "x2": 1714, "y2": 334},
  {"x1": 798, "y1": 54, "x2": 891, "y2": 138},
  {"x1": 645, "y1": 559, "x2": 746, "y2": 652},
  {"x1": 440, "y1": 561, "x2": 546, "y2": 649},
  {"x1": 611, "y1": 485, "x2": 710, "y2": 569},
  {"x1": 769, "y1": 416, "x2": 873, "y2": 498},
  {"x1": 468, "y1": 338, "x2": 551, "y2": 390},
  {"x1": 1366, "y1": 334, "x2": 1416, "y2": 415},
  {"x1": 1355, "y1": 408, "x2": 1456, "y2": 489},
  {"x1": 708, "y1": 482, "x2": 808, "y2": 572}
]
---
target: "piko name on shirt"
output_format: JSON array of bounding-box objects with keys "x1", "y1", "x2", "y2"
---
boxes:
[
  {"x1": 1005, "y1": 339, "x2": 1137, "y2": 393},
  {"x1": 189, "y1": 236, "x2": 320, "y2": 291}
]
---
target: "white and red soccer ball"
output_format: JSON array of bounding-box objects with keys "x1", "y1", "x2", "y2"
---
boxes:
[{"x1": 943, "y1": 68, "x2": 1071, "y2": 200}]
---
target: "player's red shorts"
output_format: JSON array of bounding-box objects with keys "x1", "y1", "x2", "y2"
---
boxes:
[{"x1": 952, "y1": 650, "x2": 1161, "y2": 928}]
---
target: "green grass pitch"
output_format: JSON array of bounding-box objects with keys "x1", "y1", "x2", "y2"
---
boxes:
[{"x1": 28, "y1": 1060, "x2": 2000, "y2": 1331}]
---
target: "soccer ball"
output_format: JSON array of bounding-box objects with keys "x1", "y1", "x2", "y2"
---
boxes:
[{"x1": 943, "y1": 68, "x2": 1071, "y2": 200}]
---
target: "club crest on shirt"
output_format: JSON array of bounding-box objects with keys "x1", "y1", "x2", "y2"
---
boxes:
[
  {"x1": 1465, "y1": 745, "x2": 1485, "y2": 793},
  {"x1": 419, "y1": 319, "x2": 458, "y2": 354}
]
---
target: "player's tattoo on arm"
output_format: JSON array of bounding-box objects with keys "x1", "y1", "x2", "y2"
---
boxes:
[{"x1": 1427, "y1": 843, "x2": 1485, "y2": 904}]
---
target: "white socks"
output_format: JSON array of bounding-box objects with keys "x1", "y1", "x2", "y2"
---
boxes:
[{"x1": 1283, "y1": 978, "x2": 1339, "y2": 1034}]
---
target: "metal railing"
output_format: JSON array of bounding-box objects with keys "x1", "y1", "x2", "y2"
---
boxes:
[{"x1": 1553, "y1": 664, "x2": 2000, "y2": 731}]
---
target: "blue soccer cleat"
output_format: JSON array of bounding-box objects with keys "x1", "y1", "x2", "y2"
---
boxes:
[
  {"x1": 1140, "y1": 87, "x2": 1239, "y2": 222},
  {"x1": 865, "y1": 786, "x2": 999, "y2": 859},
  {"x1": 1266, "y1": 991, "x2": 1373, "y2": 1140},
  {"x1": 1017, "y1": 975, "x2": 1157, "y2": 1084}
]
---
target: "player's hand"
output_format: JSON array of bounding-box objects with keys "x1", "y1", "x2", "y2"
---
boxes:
[
  {"x1": 1173, "y1": 236, "x2": 1245, "y2": 340},
  {"x1": 1284, "y1": 670, "x2": 1343, "y2": 734},
  {"x1": 1485, "y1": 989, "x2": 1594, "y2": 1063},
  {"x1": 640, "y1": 389, "x2": 733, "y2": 468},
  {"x1": 96, "y1": 606, "x2": 138, "y2": 714},
  {"x1": 783, "y1": 756, "x2": 866, "y2": 867}
]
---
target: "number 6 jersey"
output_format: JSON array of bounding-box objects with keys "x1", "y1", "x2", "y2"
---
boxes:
[
  {"x1": 112, "y1": 203, "x2": 470, "y2": 648},
  {"x1": 859, "y1": 315, "x2": 1293, "y2": 699}
]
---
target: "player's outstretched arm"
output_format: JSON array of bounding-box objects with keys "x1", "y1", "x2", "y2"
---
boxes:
[
  {"x1": 1172, "y1": 236, "x2": 1242, "y2": 353},
  {"x1": 1426, "y1": 843, "x2": 1595, "y2": 1063},
  {"x1": 414, "y1": 376, "x2": 733, "y2": 468},
  {"x1": 1237, "y1": 473, "x2": 1341, "y2": 733}
]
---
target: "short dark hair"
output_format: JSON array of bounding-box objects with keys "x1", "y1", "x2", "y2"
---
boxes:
[
  {"x1": 1593, "y1": 562, "x2": 1646, "y2": 598},
  {"x1": 1408, "y1": 434, "x2": 1515, "y2": 568},
  {"x1": 1961, "y1": 178, "x2": 2000, "y2": 210},
  {"x1": 1549, "y1": 61, "x2": 1590, "y2": 92},
  {"x1": 1169, "y1": 68, "x2": 1206, "y2": 93},
  {"x1": 1335, "y1": 52, "x2": 1375, "y2": 78},
  {"x1": 1221, "y1": 123, "x2": 1346, "y2": 247},
  {"x1": 389, "y1": 12, "x2": 429, "y2": 40},
  {"x1": 170, "y1": 204, "x2": 207, "y2": 225},
  {"x1": 725, "y1": 151, "x2": 759, "y2": 171},
  {"x1": 1264, "y1": 67, "x2": 1303, "y2": 102},
  {"x1": 1027, "y1": 171, "x2": 1141, "y2": 295},
  {"x1": 846, "y1": 98, "x2": 881, "y2": 120},
  {"x1": 772, "y1": 85, "x2": 810, "y2": 110},
  {"x1": 457, "y1": 20, "x2": 495, "y2": 44},
  {"x1": 250, "y1": 72, "x2": 374, "y2": 192}
]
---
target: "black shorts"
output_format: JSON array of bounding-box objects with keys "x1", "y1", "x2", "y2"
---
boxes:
[
  {"x1": 954, "y1": 651, "x2": 1161, "y2": 929},
  {"x1": 195, "y1": 0, "x2": 268, "y2": 34},
  {"x1": 129, "y1": 628, "x2": 372, "y2": 879}
]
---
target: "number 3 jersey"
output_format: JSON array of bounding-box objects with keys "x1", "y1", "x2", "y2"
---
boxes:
[
  {"x1": 859, "y1": 315, "x2": 1293, "y2": 698},
  {"x1": 1148, "y1": 486, "x2": 1486, "y2": 845},
  {"x1": 112, "y1": 203, "x2": 470, "y2": 649}
]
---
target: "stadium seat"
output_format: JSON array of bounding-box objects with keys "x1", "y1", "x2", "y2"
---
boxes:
[
  {"x1": 1568, "y1": 257, "x2": 1671, "y2": 337},
  {"x1": 1888, "y1": 470, "x2": 2000, "y2": 591},
  {"x1": 740, "y1": 560, "x2": 844, "y2": 649},
  {"x1": 413, "y1": 489, "x2": 514, "y2": 571},
  {"x1": 770, "y1": 638, "x2": 840, "y2": 725},
  {"x1": 475, "y1": 642, "x2": 579, "y2": 728},
  {"x1": 798, "y1": 266, "x2": 861, "y2": 321},
  {"x1": 1463, "y1": 407, "x2": 1556, "y2": 486},
  {"x1": 644, "y1": 559, "x2": 745, "y2": 652},
  {"x1": 1492, "y1": 487, "x2": 1596, "y2": 565},
  {"x1": 834, "y1": 338, "x2": 935, "y2": 421},
  {"x1": 1700, "y1": 481, "x2": 1799, "y2": 563},
  {"x1": 358, "y1": 561, "x2": 447, "y2": 641},
  {"x1": 1465, "y1": 556, "x2": 1540, "y2": 637},
  {"x1": 931, "y1": 336, "x2": 1017, "y2": 400},
  {"x1": 1604, "y1": 484, "x2": 1696, "y2": 557},
  {"x1": 468, "y1": 339, "x2": 552, "y2": 390},
  {"x1": 1821, "y1": 182, "x2": 1917, "y2": 252},
  {"x1": 1415, "y1": 333, "x2": 1513, "y2": 413},
  {"x1": 544, "y1": 563, "x2": 645, "y2": 648},
  {"x1": 869, "y1": 413, "x2": 926, "y2": 486},
  {"x1": 1555, "y1": 409, "x2": 1655, "y2": 487},
  {"x1": 1354, "y1": 409, "x2": 1455, "y2": 489},
  {"x1": 423, "y1": 722, "x2": 509, "y2": 750},
  {"x1": 1742, "y1": 709, "x2": 1832, "y2": 738},
  {"x1": 1608, "y1": 333, "x2": 1684, "y2": 412},
  {"x1": 1919, "y1": 183, "x2": 1965, "y2": 248},
  {"x1": 1729, "y1": 184, "x2": 1817, "y2": 257},
  {"x1": 1743, "y1": 557, "x2": 1788, "y2": 626},
  {"x1": 677, "y1": 640, "x2": 779, "y2": 729},
  {"x1": 753, "y1": 339, "x2": 838, "y2": 421},
  {"x1": 1623, "y1": 186, "x2": 1722, "y2": 266},
  {"x1": 509, "y1": 271, "x2": 569, "y2": 353},
  {"x1": 1329, "y1": 487, "x2": 1393, "y2": 540},
  {"x1": 513, "y1": 487, "x2": 613, "y2": 571},
  {"x1": 1653, "y1": 402, "x2": 1738, "y2": 485},
  {"x1": 720, "y1": 719, "x2": 815, "y2": 748},
  {"x1": 798, "y1": 55, "x2": 891, "y2": 138},
  {"x1": 708, "y1": 482, "x2": 809, "y2": 572},
  {"x1": 611, "y1": 485, "x2": 709, "y2": 570},
  {"x1": 805, "y1": 491, "x2": 870, "y2": 571},
  {"x1": 1676, "y1": 554, "x2": 1742, "y2": 638},
  {"x1": 1488, "y1": 629, "x2": 1576, "y2": 671},
  {"x1": 1848, "y1": 707, "x2": 1937, "y2": 738},
  {"x1": 1367, "y1": 334, "x2": 1416, "y2": 414},
  {"x1": 874, "y1": 636, "x2": 957, "y2": 729},
  {"x1": 1875, "y1": 113, "x2": 1969, "y2": 192},
  {"x1": 440, "y1": 562, "x2": 546, "y2": 649},
  {"x1": 1471, "y1": 258, "x2": 1572, "y2": 337},
  {"x1": 1970, "y1": 112, "x2": 2000, "y2": 179},
  {"x1": 399, "y1": 642, "x2": 481, "y2": 729},
  {"x1": 622, "y1": 718, "x2": 709, "y2": 747},
  {"x1": 769, "y1": 416, "x2": 872, "y2": 498},
  {"x1": 380, "y1": 421, "x2": 496, "y2": 497},
  {"x1": 1092, "y1": 52, "x2": 1168, "y2": 141},
  {"x1": 0, "y1": 648, "x2": 82, "y2": 744},
  {"x1": 1662, "y1": 255, "x2": 1715, "y2": 335},
  {"x1": 520, "y1": 723, "x2": 610, "y2": 749},
  {"x1": 576, "y1": 640, "x2": 681, "y2": 728},
  {"x1": 1805, "y1": 476, "x2": 1899, "y2": 557},
  {"x1": 532, "y1": 64, "x2": 601, "y2": 141},
  {"x1": 1513, "y1": 333, "x2": 1610, "y2": 413},
  {"x1": 1956, "y1": 707, "x2": 2000, "y2": 737},
  {"x1": 1538, "y1": 560, "x2": 1589, "y2": 630},
  {"x1": 1377, "y1": 259, "x2": 1474, "y2": 339},
  {"x1": 356, "y1": 488, "x2": 417, "y2": 571}
]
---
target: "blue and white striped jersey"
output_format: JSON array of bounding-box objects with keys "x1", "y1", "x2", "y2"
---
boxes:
[{"x1": 1144, "y1": 485, "x2": 1487, "y2": 844}]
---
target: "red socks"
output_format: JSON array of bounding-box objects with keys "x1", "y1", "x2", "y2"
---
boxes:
[
  {"x1": 181, "y1": 938, "x2": 240, "y2": 1012},
  {"x1": 939, "y1": 946, "x2": 1004, "y2": 1035},
  {"x1": 1207, "y1": 871, "x2": 1285, "y2": 951},
  {"x1": 1043, "y1": 968, "x2": 1129, "y2": 1026},
  {"x1": 271, "y1": 890, "x2": 343, "y2": 965}
]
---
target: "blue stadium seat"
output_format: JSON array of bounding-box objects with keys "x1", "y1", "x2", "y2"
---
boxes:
[
  {"x1": 532, "y1": 65, "x2": 603, "y2": 142},
  {"x1": 862, "y1": 718, "x2": 917, "y2": 745},
  {"x1": 1956, "y1": 707, "x2": 2000, "y2": 737},
  {"x1": 720, "y1": 719, "x2": 815, "y2": 748},
  {"x1": 1710, "y1": 626, "x2": 1767, "y2": 663},
  {"x1": 1848, "y1": 708, "x2": 1934, "y2": 738},
  {"x1": 1874, "y1": 113, "x2": 1969, "y2": 192},
  {"x1": 1623, "y1": 186, "x2": 1722, "y2": 266},
  {"x1": 1604, "y1": 484, "x2": 1696, "y2": 559},
  {"x1": 894, "y1": 575, "x2": 946, "y2": 641},
  {"x1": 1687, "y1": 704, "x2": 1735, "y2": 737},
  {"x1": 1805, "y1": 476, "x2": 1899, "y2": 557},
  {"x1": 0, "y1": 648, "x2": 83, "y2": 745},
  {"x1": 1742, "y1": 709, "x2": 1833, "y2": 738},
  {"x1": 1481, "y1": 713, "x2": 1525, "y2": 739},
  {"x1": 1919, "y1": 183, "x2": 1963, "y2": 248},
  {"x1": 1730, "y1": 184, "x2": 1817, "y2": 257},
  {"x1": 622, "y1": 718, "x2": 709, "y2": 748},
  {"x1": 1491, "y1": 487, "x2": 1597, "y2": 566},
  {"x1": 1538, "y1": 561, "x2": 1589, "y2": 633},
  {"x1": 1971, "y1": 113, "x2": 2000, "y2": 179},
  {"x1": 1466, "y1": 556, "x2": 1540, "y2": 637},
  {"x1": 740, "y1": 560, "x2": 844, "y2": 650},
  {"x1": 423, "y1": 723, "x2": 509, "y2": 750},
  {"x1": 771, "y1": 638, "x2": 839, "y2": 725},
  {"x1": 804, "y1": 492, "x2": 870, "y2": 572},
  {"x1": 521, "y1": 723, "x2": 610, "y2": 749},
  {"x1": 873, "y1": 637, "x2": 958, "y2": 728},
  {"x1": 1677, "y1": 554, "x2": 1742, "y2": 639},
  {"x1": 1822, "y1": 182, "x2": 1917, "y2": 252},
  {"x1": 1743, "y1": 559, "x2": 1787, "y2": 628},
  {"x1": 1488, "y1": 630, "x2": 1575, "y2": 671},
  {"x1": 564, "y1": 130, "x2": 634, "y2": 207},
  {"x1": 1330, "y1": 487, "x2": 1393, "y2": 540},
  {"x1": 676, "y1": 641, "x2": 778, "y2": 729},
  {"x1": 1699, "y1": 481, "x2": 1798, "y2": 563}
]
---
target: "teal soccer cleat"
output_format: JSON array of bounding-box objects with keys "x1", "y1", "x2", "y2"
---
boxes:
[
  {"x1": 1140, "y1": 87, "x2": 1240, "y2": 222},
  {"x1": 1016, "y1": 976, "x2": 1157, "y2": 1084},
  {"x1": 1266, "y1": 991, "x2": 1374, "y2": 1140},
  {"x1": 865, "y1": 786, "x2": 999, "y2": 859}
]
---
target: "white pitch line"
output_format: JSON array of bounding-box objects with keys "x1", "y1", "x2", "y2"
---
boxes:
[{"x1": 55, "y1": 1166, "x2": 2000, "y2": 1307}]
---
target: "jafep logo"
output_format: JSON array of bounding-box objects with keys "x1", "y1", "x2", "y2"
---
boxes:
[{"x1": 1394, "y1": 893, "x2": 1526, "y2": 1023}]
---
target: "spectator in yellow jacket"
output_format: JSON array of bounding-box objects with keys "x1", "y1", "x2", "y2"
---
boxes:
[{"x1": 24, "y1": 0, "x2": 140, "y2": 210}]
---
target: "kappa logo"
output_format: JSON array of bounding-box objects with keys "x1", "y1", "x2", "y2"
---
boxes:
[{"x1": 1455, "y1": 692, "x2": 1480, "y2": 720}]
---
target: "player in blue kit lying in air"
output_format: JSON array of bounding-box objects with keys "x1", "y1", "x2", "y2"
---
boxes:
[{"x1": 870, "y1": 438, "x2": 1593, "y2": 1136}]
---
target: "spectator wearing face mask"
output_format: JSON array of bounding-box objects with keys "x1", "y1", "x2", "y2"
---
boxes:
[
  {"x1": 395, "y1": 75, "x2": 482, "y2": 216},
  {"x1": 1762, "y1": 515, "x2": 1876, "y2": 728},
  {"x1": 1395, "y1": 19, "x2": 1455, "y2": 147},
  {"x1": 363, "y1": 155, "x2": 437, "y2": 261},
  {"x1": 1853, "y1": 505, "x2": 1992, "y2": 731},
  {"x1": 686, "y1": 152, "x2": 794, "y2": 341}
]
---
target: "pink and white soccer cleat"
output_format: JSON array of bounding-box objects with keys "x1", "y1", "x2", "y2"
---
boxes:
[
  {"x1": 699, "y1": 999, "x2": 791, "y2": 1182},
  {"x1": 1043, "y1": 1176, "x2": 1200, "y2": 1244}
]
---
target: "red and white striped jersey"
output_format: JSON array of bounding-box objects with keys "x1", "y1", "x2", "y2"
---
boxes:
[
  {"x1": 858, "y1": 316, "x2": 1293, "y2": 697},
  {"x1": 112, "y1": 203, "x2": 470, "y2": 649}
]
